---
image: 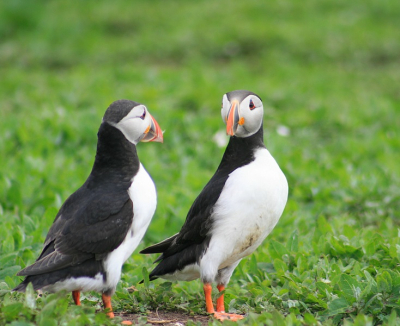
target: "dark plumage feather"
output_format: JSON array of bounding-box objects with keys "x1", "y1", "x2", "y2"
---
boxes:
[
  {"x1": 14, "y1": 122, "x2": 140, "y2": 289},
  {"x1": 226, "y1": 90, "x2": 261, "y2": 102},
  {"x1": 17, "y1": 248, "x2": 91, "y2": 276},
  {"x1": 140, "y1": 234, "x2": 178, "y2": 255},
  {"x1": 14, "y1": 258, "x2": 105, "y2": 292}
]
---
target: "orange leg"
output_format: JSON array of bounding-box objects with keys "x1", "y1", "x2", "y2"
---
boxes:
[
  {"x1": 203, "y1": 283, "x2": 215, "y2": 313},
  {"x1": 102, "y1": 293, "x2": 114, "y2": 319},
  {"x1": 216, "y1": 284, "x2": 225, "y2": 312},
  {"x1": 72, "y1": 291, "x2": 81, "y2": 306}
]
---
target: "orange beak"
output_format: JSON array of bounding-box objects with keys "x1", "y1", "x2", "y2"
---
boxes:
[
  {"x1": 141, "y1": 114, "x2": 163, "y2": 143},
  {"x1": 226, "y1": 99, "x2": 240, "y2": 136}
]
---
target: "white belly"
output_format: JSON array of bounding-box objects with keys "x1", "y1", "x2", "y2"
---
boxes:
[
  {"x1": 200, "y1": 148, "x2": 288, "y2": 279},
  {"x1": 43, "y1": 273, "x2": 106, "y2": 293},
  {"x1": 103, "y1": 163, "x2": 157, "y2": 292},
  {"x1": 161, "y1": 264, "x2": 201, "y2": 282}
]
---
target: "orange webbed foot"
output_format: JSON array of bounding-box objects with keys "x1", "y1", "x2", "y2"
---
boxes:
[
  {"x1": 213, "y1": 312, "x2": 244, "y2": 321},
  {"x1": 105, "y1": 310, "x2": 115, "y2": 319}
]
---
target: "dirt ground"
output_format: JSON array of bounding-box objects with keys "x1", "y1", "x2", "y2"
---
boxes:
[{"x1": 115, "y1": 310, "x2": 210, "y2": 325}]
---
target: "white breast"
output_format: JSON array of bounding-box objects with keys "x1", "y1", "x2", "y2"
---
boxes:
[
  {"x1": 103, "y1": 163, "x2": 157, "y2": 291},
  {"x1": 200, "y1": 148, "x2": 288, "y2": 279}
]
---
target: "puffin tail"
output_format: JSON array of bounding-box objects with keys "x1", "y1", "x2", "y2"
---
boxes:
[
  {"x1": 140, "y1": 233, "x2": 178, "y2": 255},
  {"x1": 138, "y1": 274, "x2": 159, "y2": 284},
  {"x1": 13, "y1": 280, "x2": 28, "y2": 292},
  {"x1": 12, "y1": 276, "x2": 39, "y2": 292}
]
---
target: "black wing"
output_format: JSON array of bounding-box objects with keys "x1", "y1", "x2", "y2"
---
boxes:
[
  {"x1": 140, "y1": 167, "x2": 229, "y2": 273},
  {"x1": 161, "y1": 174, "x2": 227, "y2": 256},
  {"x1": 140, "y1": 173, "x2": 227, "y2": 279},
  {"x1": 17, "y1": 184, "x2": 133, "y2": 276}
]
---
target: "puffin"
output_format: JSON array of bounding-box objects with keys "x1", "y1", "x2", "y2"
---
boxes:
[
  {"x1": 140, "y1": 90, "x2": 288, "y2": 321},
  {"x1": 14, "y1": 99, "x2": 163, "y2": 320}
]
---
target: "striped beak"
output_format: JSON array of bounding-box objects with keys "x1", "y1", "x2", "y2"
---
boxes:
[
  {"x1": 141, "y1": 114, "x2": 163, "y2": 143},
  {"x1": 226, "y1": 99, "x2": 240, "y2": 136}
]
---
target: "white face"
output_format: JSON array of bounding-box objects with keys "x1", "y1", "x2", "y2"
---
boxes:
[
  {"x1": 112, "y1": 105, "x2": 155, "y2": 144},
  {"x1": 221, "y1": 94, "x2": 263, "y2": 137}
]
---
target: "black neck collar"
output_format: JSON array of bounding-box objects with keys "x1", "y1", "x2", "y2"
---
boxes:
[
  {"x1": 217, "y1": 125, "x2": 265, "y2": 174},
  {"x1": 88, "y1": 123, "x2": 140, "y2": 185}
]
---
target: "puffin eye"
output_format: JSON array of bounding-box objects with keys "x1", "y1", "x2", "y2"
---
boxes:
[
  {"x1": 249, "y1": 99, "x2": 256, "y2": 110},
  {"x1": 140, "y1": 110, "x2": 146, "y2": 120}
]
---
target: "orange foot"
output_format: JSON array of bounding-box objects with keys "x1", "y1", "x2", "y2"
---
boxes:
[
  {"x1": 213, "y1": 312, "x2": 244, "y2": 321},
  {"x1": 121, "y1": 321, "x2": 133, "y2": 325},
  {"x1": 105, "y1": 310, "x2": 115, "y2": 319}
]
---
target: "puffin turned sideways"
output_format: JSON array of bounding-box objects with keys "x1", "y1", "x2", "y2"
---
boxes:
[
  {"x1": 14, "y1": 100, "x2": 163, "y2": 320},
  {"x1": 141, "y1": 90, "x2": 288, "y2": 321}
]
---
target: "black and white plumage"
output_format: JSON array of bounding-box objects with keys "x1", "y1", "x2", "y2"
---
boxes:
[
  {"x1": 141, "y1": 90, "x2": 288, "y2": 321},
  {"x1": 14, "y1": 99, "x2": 163, "y2": 319}
]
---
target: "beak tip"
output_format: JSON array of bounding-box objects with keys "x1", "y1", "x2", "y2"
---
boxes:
[
  {"x1": 226, "y1": 126, "x2": 234, "y2": 136},
  {"x1": 142, "y1": 115, "x2": 164, "y2": 143},
  {"x1": 157, "y1": 134, "x2": 164, "y2": 143}
]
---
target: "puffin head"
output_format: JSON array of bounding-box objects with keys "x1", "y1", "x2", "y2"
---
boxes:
[
  {"x1": 221, "y1": 90, "x2": 263, "y2": 138},
  {"x1": 103, "y1": 99, "x2": 163, "y2": 145}
]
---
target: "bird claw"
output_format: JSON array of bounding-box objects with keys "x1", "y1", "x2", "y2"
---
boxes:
[
  {"x1": 121, "y1": 321, "x2": 132, "y2": 325},
  {"x1": 213, "y1": 312, "x2": 244, "y2": 321},
  {"x1": 105, "y1": 311, "x2": 115, "y2": 319}
]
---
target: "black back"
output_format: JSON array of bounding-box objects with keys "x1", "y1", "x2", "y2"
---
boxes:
[
  {"x1": 14, "y1": 121, "x2": 140, "y2": 290},
  {"x1": 49, "y1": 122, "x2": 139, "y2": 256}
]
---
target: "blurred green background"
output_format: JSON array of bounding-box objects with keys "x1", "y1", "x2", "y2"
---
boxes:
[{"x1": 1, "y1": 0, "x2": 400, "y2": 325}]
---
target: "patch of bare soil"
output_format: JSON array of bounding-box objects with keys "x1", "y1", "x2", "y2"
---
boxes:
[{"x1": 115, "y1": 310, "x2": 210, "y2": 325}]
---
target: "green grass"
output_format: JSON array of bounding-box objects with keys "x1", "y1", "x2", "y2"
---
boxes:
[{"x1": 1, "y1": 0, "x2": 400, "y2": 325}]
